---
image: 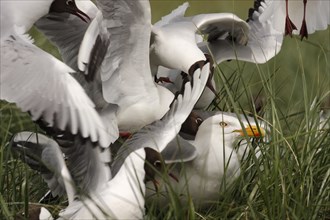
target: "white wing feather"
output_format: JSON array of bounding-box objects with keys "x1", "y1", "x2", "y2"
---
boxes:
[
  {"x1": 0, "y1": 33, "x2": 114, "y2": 147},
  {"x1": 200, "y1": 5, "x2": 283, "y2": 64},
  {"x1": 95, "y1": 0, "x2": 158, "y2": 106},
  {"x1": 11, "y1": 132, "x2": 76, "y2": 203},
  {"x1": 154, "y1": 2, "x2": 189, "y2": 27},
  {"x1": 112, "y1": 63, "x2": 209, "y2": 176}
]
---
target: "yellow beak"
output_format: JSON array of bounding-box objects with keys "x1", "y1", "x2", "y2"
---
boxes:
[{"x1": 234, "y1": 125, "x2": 266, "y2": 138}]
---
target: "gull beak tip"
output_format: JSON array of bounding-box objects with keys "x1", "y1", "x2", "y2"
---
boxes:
[{"x1": 236, "y1": 125, "x2": 266, "y2": 138}]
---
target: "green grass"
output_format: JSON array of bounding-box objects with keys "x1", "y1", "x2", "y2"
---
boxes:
[{"x1": 1, "y1": 1, "x2": 329, "y2": 219}]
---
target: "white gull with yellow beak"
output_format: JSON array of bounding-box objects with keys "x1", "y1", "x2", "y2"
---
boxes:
[{"x1": 146, "y1": 113, "x2": 266, "y2": 207}]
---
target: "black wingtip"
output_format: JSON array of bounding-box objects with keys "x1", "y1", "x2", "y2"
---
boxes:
[
  {"x1": 33, "y1": 114, "x2": 99, "y2": 148},
  {"x1": 247, "y1": 0, "x2": 265, "y2": 22},
  {"x1": 9, "y1": 132, "x2": 50, "y2": 173}
]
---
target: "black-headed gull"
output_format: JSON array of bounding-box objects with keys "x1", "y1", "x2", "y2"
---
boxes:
[
  {"x1": 75, "y1": 0, "x2": 180, "y2": 133},
  {"x1": 146, "y1": 113, "x2": 266, "y2": 207},
  {"x1": 11, "y1": 63, "x2": 210, "y2": 219},
  {"x1": 154, "y1": 1, "x2": 283, "y2": 109},
  {"x1": 34, "y1": 0, "x2": 99, "y2": 71},
  {"x1": 150, "y1": 2, "x2": 250, "y2": 103},
  {"x1": 0, "y1": 0, "x2": 115, "y2": 147},
  {"x1": 34, "y1": 0, "x2": 120, "y2": 141},
  {"x1": 150, "y1": 2, "x2": 250, "y2": 77},
  {"x1": 36, "y1": 0, "x2": 183, "y2": 134},
  {"x1": 258, "y1": 0, "x2": 330, "y2": 39},
  {"x1": 156, "y1": 0, "x2": 329, "y2": 109}
]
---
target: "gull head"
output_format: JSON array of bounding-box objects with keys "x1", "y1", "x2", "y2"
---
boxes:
[
  {"x1": 144, "y1": 148, "x2": 162, "y2": 183},
  {"x1": 181, "y1": 111, "x2": 204, "y2": 136},
  {"x1": 195, "y1": 114, "x2": 266, "y2": 149},
  {"x1": 50, "y1": 0, "x2": 90, "y2": 22},
  {"x1": 144, "y1": 148, "x2": 179, "y2": 191},
  {"x1": 193, "y1": 114, "x2": 266, "y2": 177}
]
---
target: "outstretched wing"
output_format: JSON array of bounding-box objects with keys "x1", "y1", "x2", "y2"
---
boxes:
[
  {"x1": 192, "y1": 13, "x2": 250, "y2": 45},
  {"x1": 10, "y1": 132, "x2": 75, "y2": 203},
  {"x1": 112, "y1": 63, "x2": 210, "y2": 176},
  {"x1": 11, "y1": 131, "x2": 112, "y2": 201},
  {"x1": 154, "y1": 2, "x2": 189, "y2": 27},
  {"x1": 0, "y1": 33, "x2": 115, "y2": 147},
  {"x1": 161, "y1": 135, "x2": 197, "y2": 163},
  {"x1": 199, "y1": 1, "x2": 283, "y2": 64},
  {"x1": 81, "y1": 0, "x2": 157, "y2": 107}
]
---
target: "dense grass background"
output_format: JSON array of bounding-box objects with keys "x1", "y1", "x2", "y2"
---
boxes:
[{"x1": 1, "y1": 0, "x2": 329, "y2": 219}]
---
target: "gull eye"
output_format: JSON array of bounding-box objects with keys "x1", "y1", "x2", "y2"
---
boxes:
[
  {"x1": 195, "y1": 117, "x2": 203, "y2": 125},
  {"x1": 219, "y1": 121, "x2": 228, "y2": 127},
  {"x1": 154, "y1": 160, "x2": 161, "y2": 167},
  {"x1": 66, "y1": 0, "x2": 73, "y2": 5}
]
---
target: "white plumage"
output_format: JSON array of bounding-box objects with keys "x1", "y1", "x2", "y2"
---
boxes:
[
  {"x1": 146, "y1": 113, "x2": 266, "y2": 207},
  {"x1": 11, "y1": 63, "x2": 210, "y2": 219},
  {"x1": 0, "y1": 0, "x2": 115, "y2": 147}
]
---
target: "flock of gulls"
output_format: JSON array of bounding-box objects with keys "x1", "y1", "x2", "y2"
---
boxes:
[{"x1": 1, "y1": 0, "x2": 329, "y2": 219}]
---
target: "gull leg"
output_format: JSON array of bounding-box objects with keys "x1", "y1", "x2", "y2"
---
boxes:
[
  {"x1": 285, "y1": 0, "x2": 297, "y2": 36},
  {"x1": 203, "y1": 54, "x2": 221, "y2": 102},
  {"x1": 299, "y1": 0, "x2": 308, "y2": 40},
  {"x1": 155, "y1": 75, "x2": 174, "y2": 84},
  {"x1": 119, "y1": 131, "x2": 132, "y2": 139}
]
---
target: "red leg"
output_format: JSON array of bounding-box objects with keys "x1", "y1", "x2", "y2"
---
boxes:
[
  {"x1": 201, "y1": 54, "x2": 221, "y2": 102},
  {"x1": 205, "y1": 67, "x2": 221, "y2": 102},
  {"x1": 119, "y1": 131, "x2": 132, "y2": 139},
  {"x1": 299, "y1": 0, "x2": 308, "y2": 40},
  {"x1": 156, "y1": 76, "x2": 173, "y2": 84},
  {"x1": 285, "y1": 0, "x2": 297, "y2": 36}
]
